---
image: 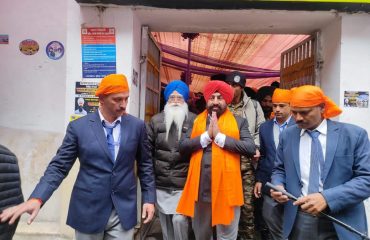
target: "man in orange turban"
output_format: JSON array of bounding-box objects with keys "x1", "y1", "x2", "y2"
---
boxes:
[
  {"x1": 254, "y1": 88, "x2": 295, "y2": 240},
  {"x1": 0, "y1": 74, "x2": 156, "y2": 240},
  {"x1": 177, "y1": 80, "x2": 256, "y2": 240},
  {"x1": 95, "y1": 73, "x2": 130, "y2": 97},
  {"x1": 95, "y1": 74, "x2": 130, "y2": 123},
  {"x1": 270, "y1": 85, "x2": 370, "y2": 240}
]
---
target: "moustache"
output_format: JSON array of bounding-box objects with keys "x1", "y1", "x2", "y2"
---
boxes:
[{"x1": 168, "y1": 103, "x2": 180, "y2": 107}]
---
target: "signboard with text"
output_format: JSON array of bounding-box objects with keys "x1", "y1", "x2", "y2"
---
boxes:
[{"x1": 81, "y1": 27, "x2": 116, "y2": 78}]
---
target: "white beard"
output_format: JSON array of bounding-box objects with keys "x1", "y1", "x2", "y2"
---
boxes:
[{"x1": 164, "y1": 102, "x2": 189, "y2": 141}]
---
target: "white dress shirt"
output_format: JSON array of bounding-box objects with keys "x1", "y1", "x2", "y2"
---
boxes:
[
  {"x1": 200, "y1": 132, "x2": 226, "y2": 148},
  {"x1": 99, "y1": 110, "x2": 121, "y2": 160},
  {"x1": 299, "y1": 119, "x2": 327, "y2": 196},
  {"x1": 273, "y1": 116, "x2": 292, "y2": 149}
]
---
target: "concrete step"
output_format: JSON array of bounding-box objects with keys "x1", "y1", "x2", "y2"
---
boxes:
[
  {"x1": 14, "y1": 233, "x2": 72, "y2": 240},
  {"x1": 13, "y1": 221, "x2": 73, "y2": 240}
]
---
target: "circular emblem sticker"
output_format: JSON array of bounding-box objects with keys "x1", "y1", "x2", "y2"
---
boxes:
[
  {"x1": 234, "y1": 75, "x2": 241, "y2": 83},
  {"x1": 46, "y1": 41, "x2": 64, "y2": 60},
  {"x1": 19, "y1": 39, "x2": 39, "y2": 55}
]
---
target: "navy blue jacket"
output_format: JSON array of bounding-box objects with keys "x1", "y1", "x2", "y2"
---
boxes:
[
  {"x1": 256, "y1": 117, "x2": 295, "y2": 194},
  {"x1": 31, "y1": 111, "x2": 156, "y2": 233}
]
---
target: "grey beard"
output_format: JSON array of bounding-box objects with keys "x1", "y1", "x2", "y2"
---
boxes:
[{"x1": 164, "y1": 102, "x2": 188, "y2": 141}]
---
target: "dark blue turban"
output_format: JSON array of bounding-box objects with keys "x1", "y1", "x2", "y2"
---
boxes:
[{"x1": 164, "y1": 80, "x2": 189, "y2": 102}]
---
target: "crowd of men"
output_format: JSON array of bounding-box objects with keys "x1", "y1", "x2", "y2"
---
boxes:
[{"x1": 1, "y1": 72, "x2": 369, "y2": 240}]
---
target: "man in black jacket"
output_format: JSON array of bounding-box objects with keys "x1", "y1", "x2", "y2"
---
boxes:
[
  {"x1": 147, "y1": 80, "x2": 196, "y2": 240},
  {"x1": 0, "y1": 145, "x2": 23, "y2": 240}
]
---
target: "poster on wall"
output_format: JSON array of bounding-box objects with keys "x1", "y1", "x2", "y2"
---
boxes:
[
  {"x1": 73, "y1": 81, "x2": 99, "y2": 117},
  {"x1": 344, "y1": 91, "x2": 369, "y2": 108},
  {"x1": 46, "y1": 41, "x2": 64, "y2": 60},
  {"x1": 81, "y1": 27, "x2": 116, "y2": 78},
  {"x1": 0, "y1": 35, "x2": 9, "y2": 44}
]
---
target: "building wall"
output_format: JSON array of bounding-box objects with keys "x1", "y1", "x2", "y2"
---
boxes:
[
  {"x1": 0, "y1": 0, "x2": 68, "y2": 236},
  {"x1": 321, "y1": 13, "x2": 370, "y2": 230},
  {"x1": 339, "y1": 14, "x2": 370, "y2": 131},
  {"x1": 0, "y1": 0, "x2": 67, "y2": 133},
  {"x1": 339, "y1": 15, "x2": 370, "y2": 228},
  {"x1": 320, "y1": 17, "x2": 342, "y2": 108},
  {"x1": 317, "y1": 13, "x2": 370, "y2": 134},
  {"x1": 129, "y1": 10, "x2": 144, "y2": 118}
]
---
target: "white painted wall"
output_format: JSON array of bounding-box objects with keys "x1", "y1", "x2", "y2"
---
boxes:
[
  {"x1": 315, "y1": 14, "x2": 370, "y2": 135},
  {"x1": 0, "y1": 0, "x2": 67, "y2": 133},
  {"x1": 65, "y1": 0, "x2": 84, "y2": 125},
  {"x1": 338, "y1": 14, "x2": 370, "y2": 133},
  {"x1": 130, "y1": 11, "x2": 144, "y2": 117},
  {"x1": 321, "y1": 13, "x2": 370, "y2": 233},
  {"x1": 320, "y1": 17, "x2": 342, "y2": 107},
  {"x1": 0, "y1": 0, "x2": 72, "y2": 238}
]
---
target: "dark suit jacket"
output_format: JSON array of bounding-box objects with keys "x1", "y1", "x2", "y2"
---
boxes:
[
  {"x1": 0, "y1": 145, "x2": 23, "y2": 239},
  {"x1": 31, "y1": 111, "x2": 156, "y2": 233},
  {"x1": 272, "y1": 120, "x2": 370, "y2": 240},
  {"x1": 256, "y1": 117, "x2": 295, "y2": 194}
]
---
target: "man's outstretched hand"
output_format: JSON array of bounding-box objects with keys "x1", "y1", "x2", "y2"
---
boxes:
[{"x1": 0, "y1": 199, "x2": 42, "y2": 225}]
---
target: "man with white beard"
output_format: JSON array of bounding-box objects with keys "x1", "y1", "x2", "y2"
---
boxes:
[{"x1": 147, "y1": 80, "x2": 196, "y2": 240}]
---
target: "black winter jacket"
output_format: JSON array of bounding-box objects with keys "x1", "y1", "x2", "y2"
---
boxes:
[
  {"x1": 147, "y1": 111, "x2": 196, "y2": 190},
  {"x1": 0, "y1": 145, "x2": 23, "y2": 211}
]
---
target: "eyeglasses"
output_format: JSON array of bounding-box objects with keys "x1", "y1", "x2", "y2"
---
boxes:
[{"x1": 168, "y1": 95, "x2": 184, "y2": 102}]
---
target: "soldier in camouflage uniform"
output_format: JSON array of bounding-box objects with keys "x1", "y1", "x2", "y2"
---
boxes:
[{"x1": 225, "y1": 72, "x2": 265, "y2": 240}]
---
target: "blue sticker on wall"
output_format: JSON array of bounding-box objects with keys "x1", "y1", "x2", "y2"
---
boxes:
[{"x1": 46, "y1": 41, "x2": 64, "y2": 60}]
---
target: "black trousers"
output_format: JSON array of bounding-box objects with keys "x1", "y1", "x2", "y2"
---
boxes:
[
  {"x1": 262, "y1": 195, "x2": 284, "y2": 240},
  {"x1": 0, "y1": 218, "x2": 19, "y2": 240}
]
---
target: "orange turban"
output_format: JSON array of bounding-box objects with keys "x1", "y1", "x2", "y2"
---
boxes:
[
  {"x1": 272, "y1": 89, "x2": 292, "y2": 103},
  {"x1": 95, "y1": 74, "x2": 129, "y2": 97},
  {"x1": 203, "y1": 80, "x2": 234, "y2": 104},
  {"x1": 290, "y1": 85, "x2": 342, "y2": 118}
]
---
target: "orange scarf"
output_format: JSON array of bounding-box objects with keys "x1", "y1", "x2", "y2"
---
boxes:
[{"x1": 176, "y1": 109, "x2": 244, "y2": 226}]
